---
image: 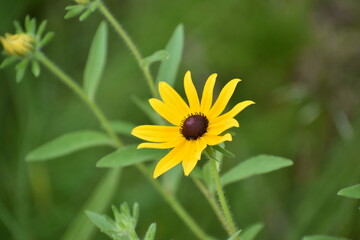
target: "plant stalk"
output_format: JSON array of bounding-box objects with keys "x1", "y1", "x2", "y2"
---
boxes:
[
  {"x1": 97, "y1": 1, "x2": 158, "y2": 98},
  {"x1": 207, "y1": 153, "x2": 239, "y2": 239}
]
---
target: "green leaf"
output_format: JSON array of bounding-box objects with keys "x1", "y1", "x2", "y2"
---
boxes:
[
  {"x1": 302, "y1": 235, "x2": 350, "y2": 240},
  {"x1": 13, "y1": 20, "x2": 23, "y2": 33},
  {"x1": 143, "y1": 223, "x2": 156, "y2": 240},
  {"x1": 31, "y1": 59, "x2": 41, "y2": 77},
  {"x1": 140, "y1": 50, "x2": 169, "y2": 69},
  {"x1": 211, "y1": 145, "x2": 235, "y2": 158},
  {"x1": 132, "y1": 96, "x2": 162, "y2": 125},
  {"x1": 36, "y1": 20, "x2": 48, "y2": 39},
  {"x1": 62, "y1": 169, "x2": 121, "y2": 240},
  {"x1": 27, "y1": 130, "x2": 113, "y2": 162},
  {"x1": 109, "y1": 120, "x2": 136, "y2": 136},
  {"x1": 240, "y1": 222, "x2": 264, "y2": 240},
  {"x1": 79, "y1": 8, "x2": 93, "y2": 21},
  {"x1": 221, "y1": 155, "x2": 293, "y2": 186},
  {"x1": 156, "y1": 24, "x2": 184, "y2": 86},
  {"x1": 96, "y1": 144, "x2": 166, "y2": 168},
  {"x1": 338, "y1": 184, "x2": 360, "y2": 199},
  {"x1": 0, "y1": 56, "x2": 17, "y2": 69},
  {"x1": 83, "y1": 21, "x2": 108, "y2": 100},
  {"x1": 227, "y1": 230, "x2": 242, "y2": 240},
  {"x1": 85, "y1": 211, "x2": 116, "y2": 238},
  {"x1": 65, "y1": 5, "x2": 85, "y2": 19},
  {"x1": 40, "y1": 32, "x2": 55, "y2": 47},
  {"x1": 15, "y1": 58, "x2": 29, "y2": 83}
]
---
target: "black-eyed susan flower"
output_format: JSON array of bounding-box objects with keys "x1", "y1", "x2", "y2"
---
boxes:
[
  {"x1": 0, "y1": 33, "x2": 34, "y2": 57},
  {"x1": 132, "y1": 71, "x2": 254, "y2": 178}
]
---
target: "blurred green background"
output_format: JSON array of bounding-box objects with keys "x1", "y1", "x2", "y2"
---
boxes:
[{"x1": 1, "y1": 0, "x2": 360, "y2": 239}]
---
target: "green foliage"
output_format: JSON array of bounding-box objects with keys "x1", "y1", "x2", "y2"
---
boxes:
[
  {"x1": 132, "y1": 96, "x2": 162, "y2": 124},
  {"x1": 156, "y1": 24, "x2": 184, "y2": 86},
  {"x1": 140, "y1": 50, "x2": 169, "y2": 69},
  {"x1": 62, "y1": 169, "x2": 122, "y2": 240},
  {"x1": 64, "y1": 1, "x2": 99, "y2": 21},
  {"x1": 302, "y1": 235, "x2": 350, "y2": 240},
  {"x1": 84, "y1": 21, "x2": 108, "y2": 100},
  {"x1": 96, "y1": 144, "x2": 167, "y2": 168},
  {"x1": 338, "y1": 184, "x2": 360, "y2": 199},
  {"x1": 27, "y1": 130, "x2": 113, "y2": 162},
  {"x1": 221, "y1": 155, "x2": 293, "y2": 186},
  {"x1": 211, "y1": 145, "x2": 235, "y2": 158},
  {"x1": 15, "y1": 58, "x2": 29, "y2": 82},
  {"x1": 226, "y1": 230, "x2": 241, "y2": 240},
  {"x1": 86, "y1": 202, "x2": 156, "y2": 240},
  {"x1": 240, "y1": 222, "x2": 264, "y2": 240}
]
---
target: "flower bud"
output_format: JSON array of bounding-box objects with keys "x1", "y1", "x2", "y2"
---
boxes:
[{"x1": 0, "y1": 33, "x2": 34, "y2": 57}]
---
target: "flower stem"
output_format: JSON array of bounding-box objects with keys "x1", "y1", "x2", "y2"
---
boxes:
[
  {"x1": 207, "y1": 153, "x2": 239, "y2": 239},
  {"x1": 37, "y1": 52, "x2": 209, "y2": 240},
  {"x1": 36, "y1": 52, "x2": 123, "y2": 148},
  {"x1": 192, "y1": 177, "x2": 233, "y2": 236},
  {"x1": 97, "y1": 1, "x2": 158, "y2": 98},
  {"x1": 137, "y1": 164, "x2": 210, "y2": 240}
]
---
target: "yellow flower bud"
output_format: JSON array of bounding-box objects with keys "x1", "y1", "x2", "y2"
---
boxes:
[{"x1": 0, "y1": 33, "x2": 34, "y2": 57}]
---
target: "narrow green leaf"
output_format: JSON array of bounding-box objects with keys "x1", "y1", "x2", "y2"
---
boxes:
[
  {"x1": 143, "y1": 223, "x2": 157, "y2": 240},
  {"x1": 36, "y1": 20, "x2": 48, "y2": 39},
  {"x1": 40, "y1": 32, "x2": 55, "y2": 47},
  {"x1": 338, "y1": 184, "x2": 360, "y2": 199},
  {"x1": 13, "y1": 20, "x2": 23, "y2": 33},
  {"x1": 302, "y1": 235, "x2": 350, "y2": 240},
  {"x1": 83, "y1": 21, "x2": 108, "y2": 100},
  {"x1": 109, "y1": 120, "x2": 136, "y2": 136},
  {"x1": 211, "y1": 145, "x2": 235, "y2": 158},
  {"x1": 221, "y1": 155, "x2": 293, "y2": 186},
  {"x1": 65, "y1": 5, "x2": 79, "y2": 10},
  {"x1": 85, "y1": 211, "x2": 116, "y2": 238},
  {"x1": 89, "y1": 1, "x2": 99, "y2": 12},
  {"x1": 96, "y1": 144, "x2": 166, "y2": 168},
  {"x1": 27, "y1": 130, "x2": 113, "y2": 162},
  {"x1": 0, "y1": 56, "x2": 17, "y2": 69},
  {"x1": 79, "y1": 8, "x2": 93, "y2": 21},
  {"x1": 61, "y1": 169, "x2": 121, "y2": 240},
  {"x1": 65, "y1": 6, "x2": 85, "y2": 19},
  {"x1": 240, "y1": 222, "x2": 264, "y2": 240},
  {"x1": 156, "y1": 24, "x2": 184, "y2": 86},
  {"x1": 227, "y1": 230, "x2": 242, "y2": 240},
  {"x1": 15, "y1": 58, "x2": 29, "y2": 83},
  {"x1": 24, "y1": 15, "x2": 31, "y2": 33},
  {"x1": 140, "y1": 50, "x2": 169, "y2": 69},
  {"x1": 132, "y1": 96, "x2": 162, "y2": 125},
  {"x1": 31, "y1": 59, "x2": 41, "y2": 77}
]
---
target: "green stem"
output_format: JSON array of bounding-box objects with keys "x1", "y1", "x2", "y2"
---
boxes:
[
  {"x1": 192, "y1": 177, "x2": 232, "y2": 236},
  {"x1": 137, "y1": 164, "x2": 210, "y2": 240},
  {"x1": 37, "y1": 52, "x2": 123, "y2": 148},
  {"x1": 97, "y1": 1, "x2": 158, "y2": 98},
  {"x1": 37, "y1": 52, "x2": 208, "y2": 240},
  {"x1": 207, "y1": 153, "x2": 239, "y2": 238}
]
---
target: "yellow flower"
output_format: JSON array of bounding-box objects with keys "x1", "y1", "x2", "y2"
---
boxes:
[
  {"x1": 132, "y1": 71, "x2": 254, "y2": 178},
  {"x1": 0, "y1": 33, "x2": 34, "y2": 57}
]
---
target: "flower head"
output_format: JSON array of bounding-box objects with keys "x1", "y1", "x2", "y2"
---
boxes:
[
  {"x1": 0, "y1": 33, "x2": 34, "y2": 57},
  {"x1": 132, "y1": 71, "x2": 254, "y2": 178}
]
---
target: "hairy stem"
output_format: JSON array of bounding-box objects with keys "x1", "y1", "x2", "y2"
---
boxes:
[
  {"x1": 207, "y1": 153, "x2": 239, "y2": 239},
  {"x1": 192, "y1": 176, "x2": 233, "y2": 235},
  {"x1": 37, "y1": 52, "x2": 209, "y2": 240},
  {"x1": 97, "y1": 1, "x2": 158, "y2": 98}
]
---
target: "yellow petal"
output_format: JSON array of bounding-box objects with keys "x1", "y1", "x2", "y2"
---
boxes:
[
  {"x1": 131, "y1": 125, "x2": 180, "y2": 142},
  {"x1": 138, "y1": 138, "x2": 182, "y2": 149},
  {"x1": 207, "y1": 79, "x2": 241, "y2": 118},
  {"x1": 204, "y1": 133, "x2": 232, "y2": 146},
  {"x1": 184, "y1": 71, "x2": 200, "y2": 112},
  {"x1": 207, "y1": 118, "x2": 239, "y2": 135},
  {"x1": 158, "y1": 81, "x2": 191, "y2": 117},
  {"x1": 200, "y1": 73, "x2": 217, "y2": 114},
  {"x1": 212, "y1": 100, "x2": 255, "y2": 124},
  {"x1": 153, "y1": 139, "x2": 186, "y2": 178},
  {"x1": 149, "y1": 98, "x2": 183, "y2": 125},
  {"x1": 182, "y1": 158, "x2": 199, "y2": 176}
]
